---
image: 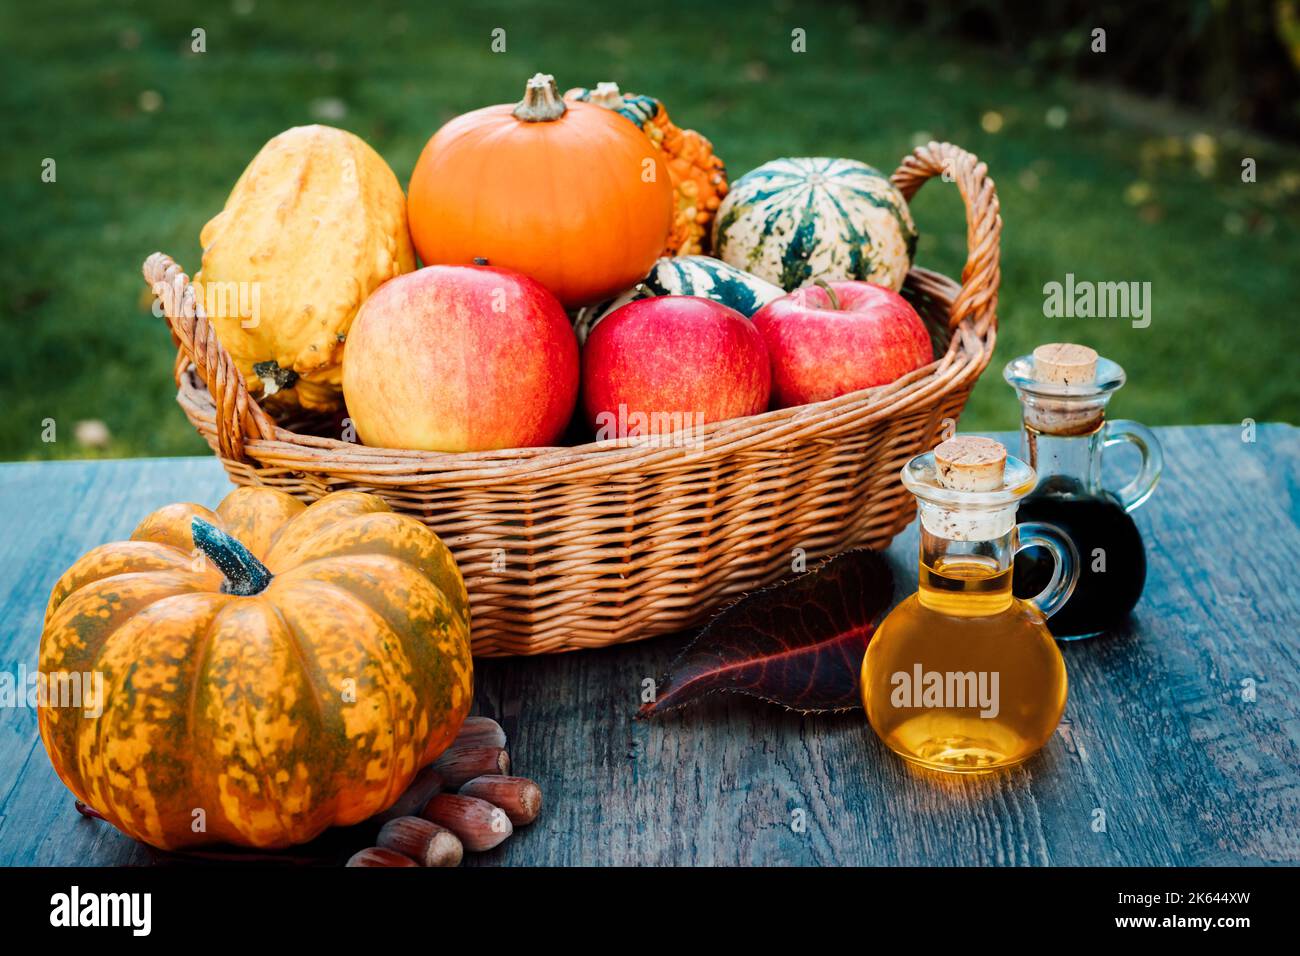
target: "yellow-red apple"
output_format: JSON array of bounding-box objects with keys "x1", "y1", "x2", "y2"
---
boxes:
[{"x1": 343, "y1": 265, "x2": 578, "y2": 451}]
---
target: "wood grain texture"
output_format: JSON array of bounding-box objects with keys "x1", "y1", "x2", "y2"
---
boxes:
[{"x1": 1, "y1": 426, "x2": 1296, "y2": 866}]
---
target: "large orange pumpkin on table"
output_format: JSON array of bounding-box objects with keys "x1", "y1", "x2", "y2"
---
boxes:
[
  {"x1": 37, "y1": 487, "x2": 472, "y2": 850},
  {"x1": 407, "y1": 73, "x2": 674, "y2": 308}
]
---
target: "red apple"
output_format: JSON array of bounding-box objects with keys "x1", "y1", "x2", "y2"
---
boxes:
[
  {"x1": 343, "y1": 265, "x2": 578, "y2": 451},
  {"x1": 751, "y1": 281, "x2": 933, "y2": 408},
  {"x1": 581, "y1": 296, "x2": 770, "y2": 438}
]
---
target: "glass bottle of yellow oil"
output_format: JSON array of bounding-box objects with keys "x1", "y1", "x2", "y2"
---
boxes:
[{"x1": 862, "y1": 436, "x2": 1079, "y2": 773}]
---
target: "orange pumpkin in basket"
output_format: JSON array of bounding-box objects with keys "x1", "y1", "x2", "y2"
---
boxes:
[
  {"x1": 37, "y1": 486, "x2": 472, "y2": 850},
  {"x1": 407, "y1": 73, "x2": 674, "y2": 308}
]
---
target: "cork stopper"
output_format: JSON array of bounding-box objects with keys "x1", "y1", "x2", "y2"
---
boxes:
[
  {"x1": 1032, "y1": 343, "x2": 1097, "y2": 386},
  {"x1": 934, "y1": 436, "x2": 1007, "y2": 492},
  {"x1": 1021, "y1": 342, "x2": 1104, "y2": 434}
]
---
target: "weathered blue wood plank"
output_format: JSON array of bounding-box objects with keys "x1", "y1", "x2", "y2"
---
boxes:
[
  {"x1": 1, "y1": 426, "x2": 1297, "y2": 866},
  {"x1": 0, "y1": 458, "x2": 232, "y2": 867}
]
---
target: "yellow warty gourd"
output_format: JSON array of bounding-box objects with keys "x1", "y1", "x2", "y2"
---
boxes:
[{"x1": 197, "y1": 125, "x2": 415, "y2": 411}]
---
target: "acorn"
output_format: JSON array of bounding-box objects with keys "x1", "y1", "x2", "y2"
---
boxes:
[
  {"x1": 454, "y1": 716, "x2": 508, "y2": 750},
  {"x1": 422, "y1": 794, "x2": 513, "y2": 852},
  {"x1": 459, "y1": 775, "x2": 542, "y2": 826},
  {"x1": 374, "y1": 766, "x2": 445, "y2": 825},
  {"x1": 432, "y1": 746, "x2": 510, "y2": 788},
  {"x1": 377, "y1": 816, "x2": 463, "y2": 867},
  {"x1": 346, "y1": 847, "x2": 419, "y2": 868}
]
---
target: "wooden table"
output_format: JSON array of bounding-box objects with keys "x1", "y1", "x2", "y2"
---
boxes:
[{"x1": 1, "y1": 425, "x2": 1297, "y2": 866}]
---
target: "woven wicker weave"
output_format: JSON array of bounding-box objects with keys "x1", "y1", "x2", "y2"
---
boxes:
[{"x1": 142, "y1": 141, "x2": 1001, "y2": 657}]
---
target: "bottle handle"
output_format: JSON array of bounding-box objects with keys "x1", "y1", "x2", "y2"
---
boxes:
[
  {"x1": 1015, "y1": 522, "x2": 1079, "y2": 620},
  {"x1": 1102, "y1": 420, "x2": 1164, "y2": 513}
]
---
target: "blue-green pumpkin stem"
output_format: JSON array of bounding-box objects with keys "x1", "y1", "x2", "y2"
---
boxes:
[{"x1": 191, "y1": 517, "x2": 272, "y2": 596}]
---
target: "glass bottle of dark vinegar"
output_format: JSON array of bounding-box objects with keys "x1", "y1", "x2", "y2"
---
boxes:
[{"x1": 1005, "y1": 344, "x2": 1163, "y2": 640}]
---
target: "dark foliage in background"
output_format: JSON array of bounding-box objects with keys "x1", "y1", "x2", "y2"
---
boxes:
[{"x1": 865, "y1": 0, "x2": 1300, "y2": 141}]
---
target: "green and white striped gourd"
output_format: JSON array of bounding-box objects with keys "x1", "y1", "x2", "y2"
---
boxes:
[
  {"x1": 712, "y1": 157, "x2": 917, "y2": 292},
  {"x1": 571, "y1": 256, "x2": 784, "y2": 344}
]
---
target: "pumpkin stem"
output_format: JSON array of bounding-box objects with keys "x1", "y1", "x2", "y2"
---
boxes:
[
  {"x1": 252, "y1": 360, "x2": 298, "y2": 396},
  {"x1": 588, "y1": 82, "x2": 624, "y2": 109},
  {"x1": 811, "y1": 278, "x2": 842, "y2": 312},
  {"x1": 75, "y1": 799, "x2": 108, "y2": 822},
  {"x1": 191, "y1": 517, "x2": 272, "y2": 596},
  {"x1": 513, "y1": 73, "x2": 567, "y2": 122}
]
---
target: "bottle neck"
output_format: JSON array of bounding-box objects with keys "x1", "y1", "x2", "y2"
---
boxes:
[
  {"x1": 1020, "y1": 424, "x2": 1104, "y2": 496},
  {"x1": 918, "y1": 523, "x2": 1015, "y2": 616}
]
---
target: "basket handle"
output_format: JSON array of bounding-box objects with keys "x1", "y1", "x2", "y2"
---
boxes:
[
  {"x1": 143, "y1": 252, "x2": 276, "y2": 463},
  {"x1": 891, "y1": 142, "x2": 1001, "y2": 334}
]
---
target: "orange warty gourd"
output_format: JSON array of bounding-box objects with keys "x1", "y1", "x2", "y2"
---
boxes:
[
  {"x1": 197, "y1": 125, "x2": 416, "y2": 412},
  {"x1": 37, "y1": 487, "x2": 472, "y2": 851},
  {"x1": 407, "y1": 73, "x2": 674, "y2": 308}
]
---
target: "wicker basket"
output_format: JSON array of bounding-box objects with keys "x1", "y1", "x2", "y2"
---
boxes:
[{"x1": 143, "y1": 141, "x2": 1000, "y2": 657}]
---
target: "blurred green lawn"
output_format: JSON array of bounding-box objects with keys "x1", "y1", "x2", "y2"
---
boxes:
[{"x1": 2, "y1": 0, "x2": 1297, "y2": 460}]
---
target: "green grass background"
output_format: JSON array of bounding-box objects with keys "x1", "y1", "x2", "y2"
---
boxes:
[{"x1": 2, "y1": 0, "x2": 1297, "y2": 460}]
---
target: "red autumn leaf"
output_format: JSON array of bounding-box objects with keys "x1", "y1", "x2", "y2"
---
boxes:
[{"x1": 637, "y1": 549, "x2": 894, "y2": 717}]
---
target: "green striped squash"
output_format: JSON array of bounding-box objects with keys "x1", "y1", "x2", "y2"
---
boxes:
[
  {"x1": 571, "y1": 256, "x2": 784, "y2": 343},
  {"x1": 712, "y1": 157, "x2": 917, "y2": 292}
]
